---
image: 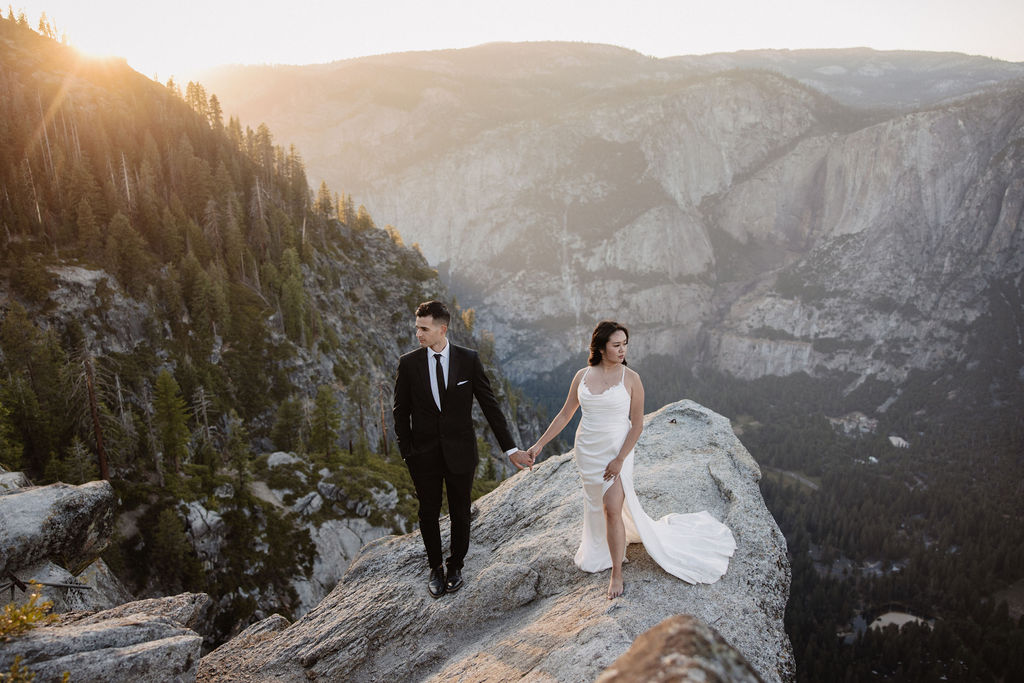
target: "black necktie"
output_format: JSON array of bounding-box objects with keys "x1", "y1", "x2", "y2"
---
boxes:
[{"x1": 434, "y1": 353, "x2": 446, "y2": 407}]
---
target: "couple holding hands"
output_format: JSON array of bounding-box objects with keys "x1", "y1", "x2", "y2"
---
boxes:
[{"x1": 393, "y1": 301, "x2": 735, "y2": 600}]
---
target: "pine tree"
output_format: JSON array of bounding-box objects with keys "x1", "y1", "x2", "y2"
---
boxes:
[
  {"x1": 315, "y1": 181, "x2": 333, "y2": 219},
  {"x1": 150, "y1": 507, "x2": 201, "y2": 590},
  {"x1": 207, "y1": 93, "x2": 223, "y2": 130},
  {"x1": 76, "y1": 198, "x2": 102, "y2": 258},
  {"x1": 0, "y1": 397, "x2": 23, "y2": 471},
  {"x1": 10, "y1": 254, "x2": 52, "y2": 305},
  {"x1": 0, "y1": 304, "x2": 68, "y2": 478},
  {"x1": 310, "y1": 385, "x2": 341, "y2": 457},
  {"x1": 280, "y1": 247, "x2": 306, "y2": 343},
  {"x1": 354, "y1": 205, "x2": 375, "y2": 232},
  {"x1": 185, "y1": 81, "x2": 209, "y2": 120},
  {"x1": 104, "y1": 212, "x2": 150, "y2": 295},
  {"x1": 153, "y1": 369, "x2": 190, "y2": 474},
  {"x1": 64, "y1": 436, "x2": 99, "y2": 484},
  {"x1": 348, "y1": 375, "x2": 371, "y2": 439},
  {"x1": 342, "y1": 194, "x2": 356, "y2": 225},
  {"x1": 224, "y1": 409, "x2": 251, "y2": 489},
  {"x1": 271, "y1": 395, "x2": 305, "y2": 453}
]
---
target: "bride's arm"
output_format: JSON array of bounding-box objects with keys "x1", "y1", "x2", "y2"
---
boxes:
[{"x1": 528, "y1": 369, "x2": 584, "y2": 457}]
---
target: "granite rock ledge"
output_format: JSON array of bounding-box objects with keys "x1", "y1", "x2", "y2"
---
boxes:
[{"x1": 198, "y1": 400, "x2": 793, "y2": 682}]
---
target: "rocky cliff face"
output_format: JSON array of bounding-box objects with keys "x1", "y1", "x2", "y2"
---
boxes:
[
  {"x1": 0, "y1": 593, "x2": 211, "y2": 683},
  {"x1": 201, "y1": 44, "x2": 1024, "y2": 398},
  {"x1": 198, "y1": 400, "x2": 793, "y2": 682},
  {"x1": 0, "y1": 468, "x2": 208, "y2": 681},
  {"x1": 707, "y1": 85, "x2": 1024, "y2": 384}
]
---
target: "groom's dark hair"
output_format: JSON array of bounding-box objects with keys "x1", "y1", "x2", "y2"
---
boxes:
[
  {"x1": 589, "y1": 320, "x2": 629, "y2": 366},
  {"x1": 415, "y1": 300, "x2": 451, "y2": 326}
]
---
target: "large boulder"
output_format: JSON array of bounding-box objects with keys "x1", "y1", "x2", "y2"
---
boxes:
[
  {"x1": 74, "y1": 557, "x2": 137, "y2": 610},
  {"x1": 4, "y1": 558, "x2": 133, "y2": 614},
  {"x1": 0, "y1": 593, "x2": 210, "y2": 683},
  {"x1": 0, "y1": 480, "x2": 117, "y2": 576},
  {"x1": 198, "y1": 400, "x2": 793, "y2": 682},
  {"x1": 0, "y1": 470, "x2": 32, "y2": 491},
  {"x1": 596, "y1": 614, "x2": 765, "y2": 683}
]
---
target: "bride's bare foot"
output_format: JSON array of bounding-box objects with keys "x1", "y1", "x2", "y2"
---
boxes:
[{"x1": 607, "y1": 571, "x2": 624, "y2": 599}]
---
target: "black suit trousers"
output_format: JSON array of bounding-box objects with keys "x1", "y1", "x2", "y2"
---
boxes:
[{"x1": 408, "y1": 451, "x2": 474, "y2": 571}]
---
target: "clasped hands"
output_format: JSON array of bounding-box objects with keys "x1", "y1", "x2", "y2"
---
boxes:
[{"x1": 509, "y1": 445, "x2": 542, "y2": 471}]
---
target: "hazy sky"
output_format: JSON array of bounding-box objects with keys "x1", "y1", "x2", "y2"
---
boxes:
[{"x1": 15, "y1": 0, "x2": 1024, "y2": 80}]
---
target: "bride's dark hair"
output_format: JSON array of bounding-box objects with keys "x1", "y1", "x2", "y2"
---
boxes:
[{"x1": 588, "y1": 321, "x2": 629, "y2": 366}]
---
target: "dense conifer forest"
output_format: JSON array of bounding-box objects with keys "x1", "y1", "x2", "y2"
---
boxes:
[
  {"x1": 634, "y1": 294, "x2": 1024, "y2": 681},
  {"x1": 0, "y1": 13, "x2": 524, "y2": 643}
]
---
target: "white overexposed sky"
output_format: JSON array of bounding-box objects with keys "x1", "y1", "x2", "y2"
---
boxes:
[{"x1": 12, "y1": 0, "x2": 1024, "y2": 80}]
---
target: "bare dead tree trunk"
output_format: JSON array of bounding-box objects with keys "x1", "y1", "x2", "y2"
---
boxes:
[
  {"x1": 251, "y1": 254, "x2": 261, "y2": 291},
  {"x1": 22, "y1": 158, "x2": 42, "y2": 225},
  {"x1": 121, "y1": 152, "x2": 132, "y2": 207},
  {"x1": 255, "y1": 177, "x2": 265, "y2": 221},
  {"x1": 139, "y1": 382, "x2": 165, "y2": 488},
  {"x1": 71, "y1": 116, "x2": 82, "y2": 161},
  {"x1": 37, "y1": 92, "x2": 56, "y2": 185},
  {"x1": 193, "y1": 386, "x2": 212, "y2": 445}
]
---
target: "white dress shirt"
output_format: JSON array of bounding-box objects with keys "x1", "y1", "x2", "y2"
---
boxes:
[{"x1": 427, "y1": 341, "x2": 450, "y2": 411}]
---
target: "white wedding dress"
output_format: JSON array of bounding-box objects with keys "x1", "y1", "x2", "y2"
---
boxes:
[{"x1": 573, "y1": 367, "x2": 736, "y2": 584}]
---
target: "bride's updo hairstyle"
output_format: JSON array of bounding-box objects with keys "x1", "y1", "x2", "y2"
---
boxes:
[{"x1": 588, "y1": 320, "x2": 629, "y2": 366}]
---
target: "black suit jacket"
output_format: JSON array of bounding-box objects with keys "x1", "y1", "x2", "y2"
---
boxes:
[{"x1": 393, "y1": 344, "x2": 516, "y2": 474}]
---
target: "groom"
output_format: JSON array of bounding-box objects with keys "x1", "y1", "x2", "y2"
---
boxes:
[{"x1": 393, "y1": 300, "x2": 533, "y2": 598}]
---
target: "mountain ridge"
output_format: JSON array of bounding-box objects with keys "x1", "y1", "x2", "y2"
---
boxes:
[{"x1": 198, "y1": 43, "x2": 1023, "y2": 408}]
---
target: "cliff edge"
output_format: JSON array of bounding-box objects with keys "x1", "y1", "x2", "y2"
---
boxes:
[{"x1": 199, "y1": 400, "x2": 793, "y2": 682}]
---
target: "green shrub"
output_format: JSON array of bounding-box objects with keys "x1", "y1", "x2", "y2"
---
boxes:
[{"x1": 0, "y1": 587, "x2": 56, "y2": 641}]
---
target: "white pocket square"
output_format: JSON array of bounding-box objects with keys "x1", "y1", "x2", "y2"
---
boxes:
[{"x1": 457, "y1": 380, "x2": 470, "y2": 386}]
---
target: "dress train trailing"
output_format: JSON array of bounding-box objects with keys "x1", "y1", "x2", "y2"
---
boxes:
[{"x1": 573, "y1": 369, "x2": 736, "y2": 584}]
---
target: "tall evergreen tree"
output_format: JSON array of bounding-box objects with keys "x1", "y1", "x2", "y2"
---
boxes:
[
  {"x1": 315, "y1": 181, "x2": 333, "y2": 219},
  {"x1": 153, "y1": 369, "x2": 190, "y2": 474},
  {"x1": 207, "y1": 93, "x2": 224, "y2": 130},
  {"x1": 271, "y1": 395, "x2": 305, "y2": 453},
  {"x1": 310, "y1": 385, "x2": 341, "y2": 457},
  {"x1": 280, "y1": 247, "x2": 306, "y2": 343}
]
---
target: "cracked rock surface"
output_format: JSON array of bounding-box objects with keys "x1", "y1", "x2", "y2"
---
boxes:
[{"x1": 199, "y1": 400, "x2": 792, "y2": 682}]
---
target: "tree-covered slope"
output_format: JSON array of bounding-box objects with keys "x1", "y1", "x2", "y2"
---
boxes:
[{"x1": 0, "y1": 15, "x2": 534, "y2": 642}]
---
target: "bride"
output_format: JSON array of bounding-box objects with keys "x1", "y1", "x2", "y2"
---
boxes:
[{"x1": 528, "y1": 321, "x2": 736, "y2": 599}]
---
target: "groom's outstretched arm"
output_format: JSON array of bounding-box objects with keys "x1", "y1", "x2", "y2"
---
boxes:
[{"x1": 470, "y1": 351, "x2": 516, "y2": 453}]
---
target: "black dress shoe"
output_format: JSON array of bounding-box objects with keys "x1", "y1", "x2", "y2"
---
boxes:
[
  {"x1": 445, "y1": 568, "x2": 464, "y2": 592},
  {"x1": 428, "y1": 567, "x2": 446, "y2": 598}
]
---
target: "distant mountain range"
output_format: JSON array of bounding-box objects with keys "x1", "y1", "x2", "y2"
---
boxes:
[
  {"x1": 671, "y1": 47, "x2": 1024, "y2": 108},
  {"x1": 199, "y1": 44, "x2": 1023, "y2": 421}
]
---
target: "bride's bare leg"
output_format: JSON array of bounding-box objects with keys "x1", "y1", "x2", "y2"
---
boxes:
[{"x1": 603, "y1": 478, "x2": 626, "y2": 599}]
